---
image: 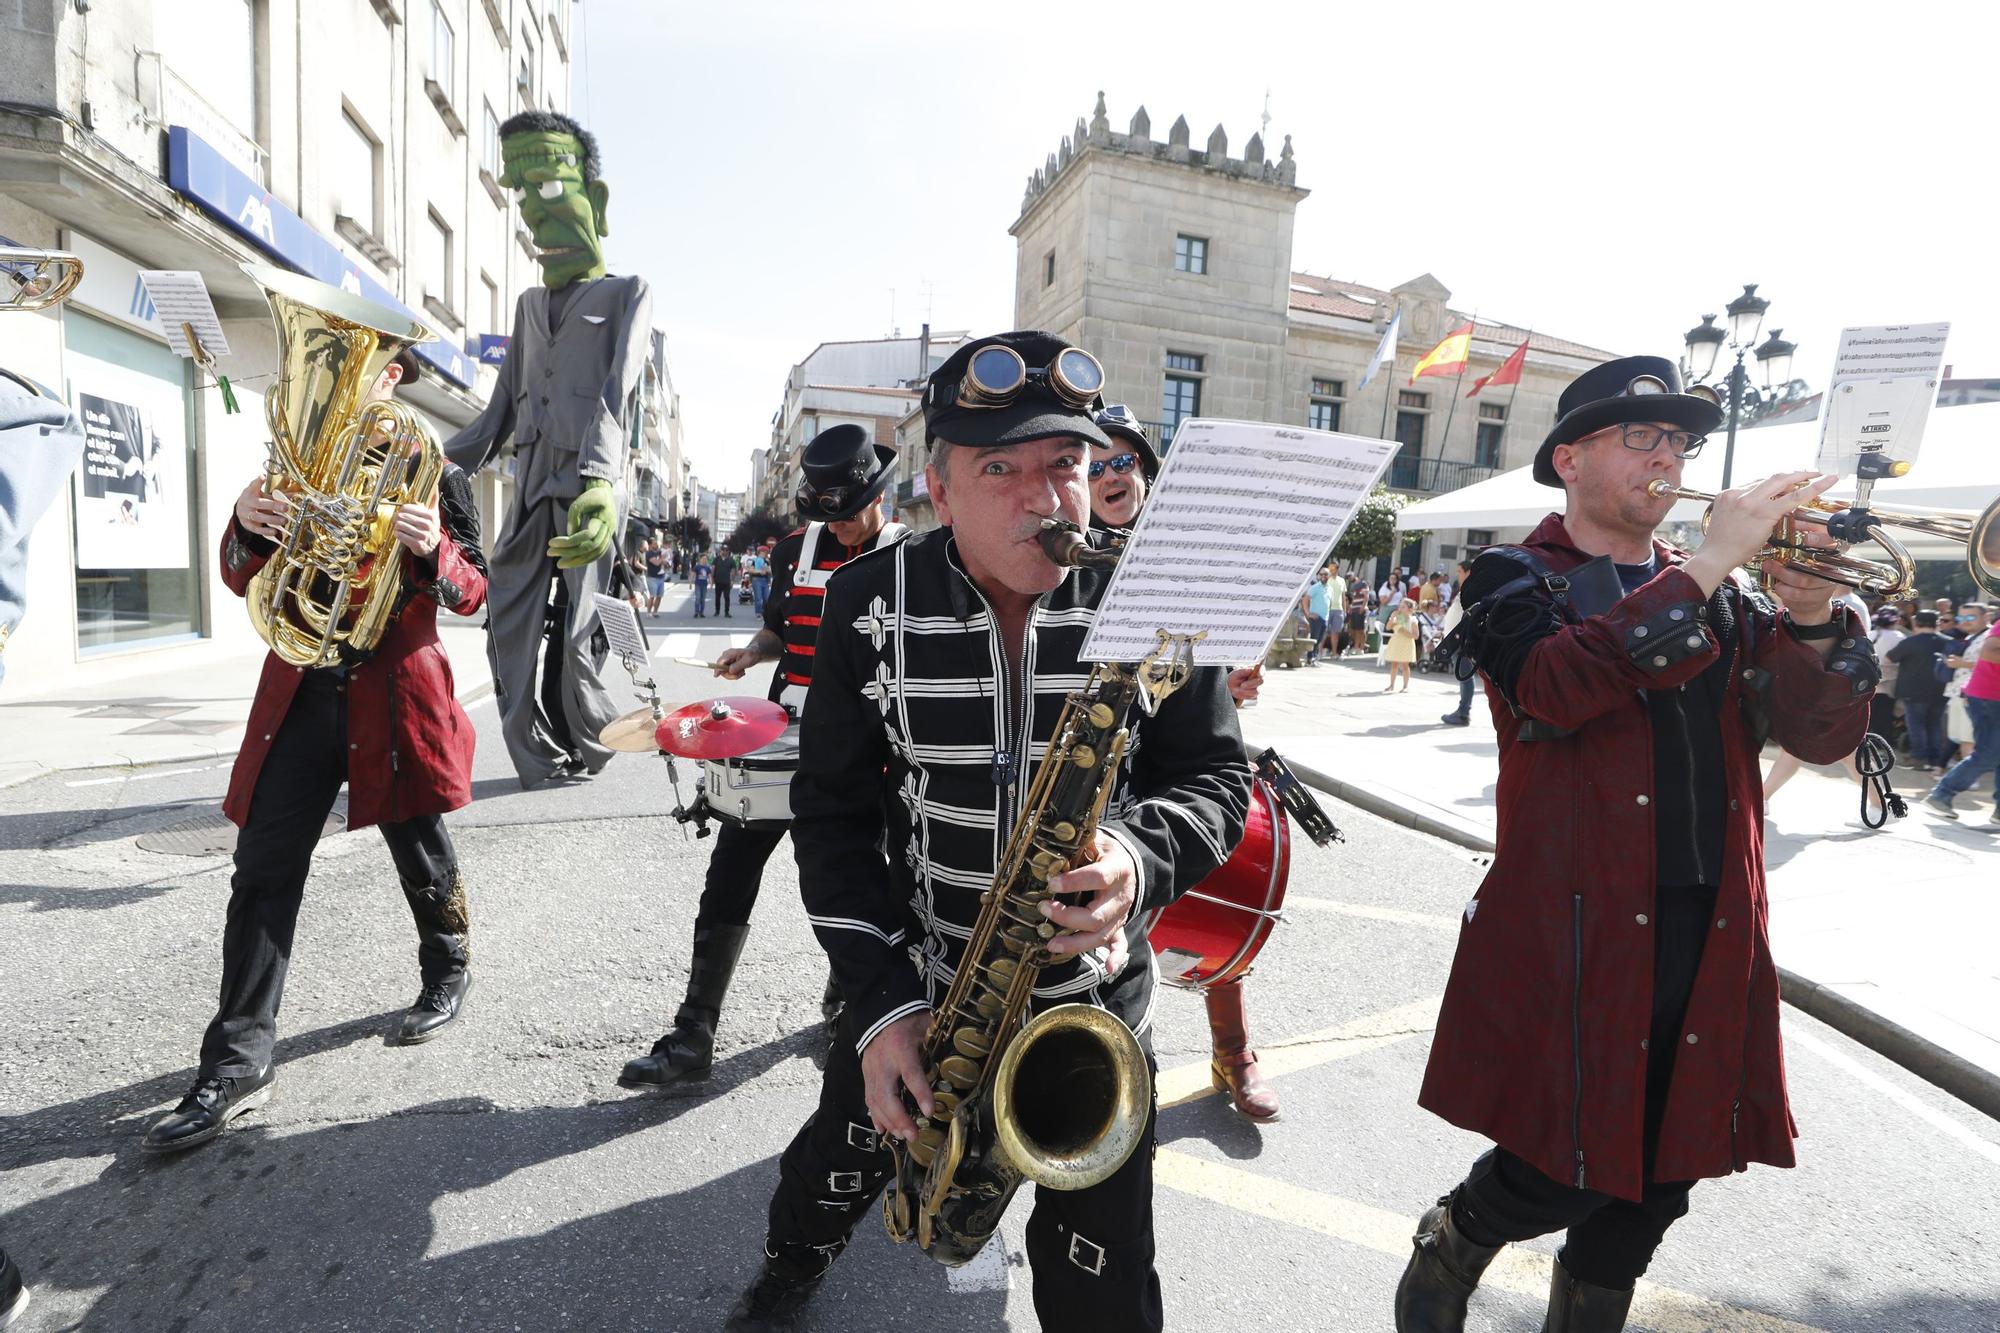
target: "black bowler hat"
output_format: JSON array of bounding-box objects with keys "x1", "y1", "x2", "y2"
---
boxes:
[
  {"x1": 1092, "y1": 404, "x2": 1161, "y2": 480},
  {"x1": 796, "y1": 423, "x2": 895, "y2": 522},
  {"x1": 1534, "y1": 355, "x2": 1724, "y2": 488},
  {"x1": 922, "y1": 330, "x2": 1112, "y2": 450}
]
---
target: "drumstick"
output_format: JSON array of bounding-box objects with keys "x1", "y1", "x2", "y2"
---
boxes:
[{"x1": 671, "y1": 656, "x2": 722, "y2": 670}]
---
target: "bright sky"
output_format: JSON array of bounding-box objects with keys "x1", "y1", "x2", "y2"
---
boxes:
[{"x1": 576, "y1": 0, "x2": 1996, "y2": 494}]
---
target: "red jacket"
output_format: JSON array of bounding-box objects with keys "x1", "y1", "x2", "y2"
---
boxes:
[
  {"x1": 1417, "y1": 514, "x2": 1873, "y2": 1201},
  {"x1": 220, "y1": 473, "x2": 487, "y2": 832}
]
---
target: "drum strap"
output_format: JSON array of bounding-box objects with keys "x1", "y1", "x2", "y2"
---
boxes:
[{"x1": 779, "y1": 522, "x2": 909, "y2": 714}]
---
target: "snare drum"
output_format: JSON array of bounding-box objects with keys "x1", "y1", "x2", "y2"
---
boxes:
[
  {"x1": 698, "y1": 724, "x2": 801, "y2": 828},
  {"x1": 1144, "y1": 776, "x2": 1289, "y2": 989}
]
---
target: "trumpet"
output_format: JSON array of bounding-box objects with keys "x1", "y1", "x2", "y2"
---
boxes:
[
  {"x1": 0, "y1": 246, "x2": 84, "y2": 313},
  {"x1": 1647, "y1": 479, "x2": 2000, "y2": 599}
]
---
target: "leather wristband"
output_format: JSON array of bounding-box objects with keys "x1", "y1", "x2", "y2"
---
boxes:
[{"x1": 1788, "y1": 617, "x2": 1843, "y2": 641}]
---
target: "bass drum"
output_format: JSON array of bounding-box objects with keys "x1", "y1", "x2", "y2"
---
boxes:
[{"x1": 1143, "y1": 776, "x2": 1289, "y2": 989}]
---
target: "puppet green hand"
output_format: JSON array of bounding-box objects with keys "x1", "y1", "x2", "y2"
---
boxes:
[{"x1": 548, "y1": 480, "x2": 614, "y2": 568}]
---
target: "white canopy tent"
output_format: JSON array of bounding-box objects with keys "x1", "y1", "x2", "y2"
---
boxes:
[{"x1": 1396, "y1": 400, "x2": 1999, "y2": 562}]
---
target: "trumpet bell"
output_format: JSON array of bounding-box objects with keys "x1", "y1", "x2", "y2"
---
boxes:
[
  {"x1": 0, "y1": 247, "x2": 84, "y2": 312},
  {"x1": 1972, "y1": 497, "x2": 2000, "y2": 600}
]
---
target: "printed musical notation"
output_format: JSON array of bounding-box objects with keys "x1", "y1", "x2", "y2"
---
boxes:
[{"x1": 1081, "y1": 418, "x2": 1398, "y2": 666}]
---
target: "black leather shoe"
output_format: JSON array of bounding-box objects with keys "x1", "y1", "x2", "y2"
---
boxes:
[
  {"x1": 142, "y1": 1069, "x2": 274, "y2": 1154},
  {"x1": 1440, "y1": 712, "x2": 1470, "y2": 727},
  {"x1": 619, "y1": 1026, "x2": 713, "y2": 1087},
  {"x1": 1395, "y1": 1194, "x2": 1502, "y2": 1333},
  {"x1": 1, "y1": 1248, "x2": 28, "y2": 1330},
  {"x1": 397, "y1": 972, "x2": 472, "y2": 1044},
  {"x1": 722, "y1": 1263, "x2": 822, "y2": 1332},
  {"x1": 1540, "y1": 1252, "x2": 1635, "y2": 1333}
]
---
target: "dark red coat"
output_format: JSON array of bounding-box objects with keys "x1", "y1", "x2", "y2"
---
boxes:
[
  {"x1": 220, "y1": 494, "x2": 487, "y2": 833},
  {"x1": 1417, "y1": 514, "x2": 1872, "y2": 1201}
]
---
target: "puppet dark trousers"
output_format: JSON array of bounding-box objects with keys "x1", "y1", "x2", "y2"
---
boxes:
[
  {"x1": 1447, "y1": 884, "x2": 1716, "y2": 1289},
  {"x1": 200, "y1": 672, "x2": 467, "y2": 1079},
  {"x1": 486, "y1": 493, "x2": 621, "y2": 784},
  {"x1": 759, "y1": 1011, "x2": 1164, "y2": 1332}
]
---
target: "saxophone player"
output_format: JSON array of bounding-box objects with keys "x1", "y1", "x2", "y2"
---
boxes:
[
  {"x1": 723, "y1": 332, "x2": 1250, "y2": 1332},
  {"x1": 144, "y1": 348, "x2": 489, "y2": 1155}
]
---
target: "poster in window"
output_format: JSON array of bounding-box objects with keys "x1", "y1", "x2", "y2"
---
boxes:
[{"x1": 73, "y1": 389, "x2": 191, "y2": 570}]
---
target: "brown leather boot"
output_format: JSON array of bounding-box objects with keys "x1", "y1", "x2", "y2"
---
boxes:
[
  {"x1": 1205, "y1": 980, "x2": 1280, "y2": 1121},
  {"x1": 1539, "y1": 1252, "x2": 1634, "y2": 1332}
]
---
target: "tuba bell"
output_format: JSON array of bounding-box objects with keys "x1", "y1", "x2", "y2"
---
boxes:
[{"x1": 241, "y1": 263, "x2": 444, "y2": 668}]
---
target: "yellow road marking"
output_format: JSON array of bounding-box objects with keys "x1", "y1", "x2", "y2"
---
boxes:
[
  {"x1": 1155, "y1": 995, "x2": 1441, "y2": 1107},
  {"x1": 1154, "y1": 1150, "x2": 1828, "y2": 1333}
]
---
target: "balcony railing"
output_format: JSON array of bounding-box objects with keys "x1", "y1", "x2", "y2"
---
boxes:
[{"x1": 1385, "y1": 456, "x2": 1498, "y2": 494}]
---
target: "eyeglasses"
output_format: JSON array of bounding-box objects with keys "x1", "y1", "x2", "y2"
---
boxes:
[
  {"x1": 1088, "y1": 452, "x2": 1141, "y2": 480},
  {"x1": 949, "y1": 344, "x2": 1106, "y2": 411},
  {"x1": 1591, "y1": 422, "x2": 1707, "y2": 458}
]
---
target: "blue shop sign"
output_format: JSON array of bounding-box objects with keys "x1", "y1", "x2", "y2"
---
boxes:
[
  {"x1": 471, "y1": 333, "x2": 511, "y2": 367},
  {"x1": 165, "y1": 126, "x2": 475, "y2": 389}
]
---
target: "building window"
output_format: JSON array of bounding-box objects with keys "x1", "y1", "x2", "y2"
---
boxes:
[
  {"x1": 1308, "y1": 377, "x2": 1344, "y2": 433},
  {"x1": 337, "y1": 107, "x2": 382, "y2": 237},
  {"x1": 1466, "y1": 528, "x2": 1496, "y2": 550},
  {"x1": 518, "y1": 25, "x2": 537, "y2": 105},
  {"x1": 424, "y1": 208, "x2": 454, "y2": 310},
  {"x1": 1162, "y1": 375, "x2": 1201, "y2": 439},
  {"x1": 1173, "y1": 234, "x2": 1208, "y2": 274},
  {"x1": 1398, "y1": 389, "x2": 1428, "y2": 409},
  {"x1": 481, "y1": 270, "x2": 501, "y2": 334},
  {"x1": 428, "y1": 0, "x2": 455, "y2": 101},
  {"x1": 481, "y1": 101, "x2": 501, "y2": 179},
  {"x1": 1166, "y1": 351, "x2": 1204, "y2": 373},
  {"x1": 1475, "y1": 402, "x2": 1506, "y2": 468},
  {"x1": 1044, "y1": 251, "x2": 1055, "y2": 288}
]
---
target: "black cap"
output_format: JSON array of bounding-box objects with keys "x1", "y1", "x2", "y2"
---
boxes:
[
  {"x1": 1534, "y1": 354, "x2": 1724, "y2": 488},
  {"x1": 1092, "y1": 403, "x2": 1161, "y2": 480},
  {"x1": 923, "y1": 330, "x2": 1111, "y2": 450}
]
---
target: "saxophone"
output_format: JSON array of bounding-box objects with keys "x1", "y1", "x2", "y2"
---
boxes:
[
  {"x1": 240, "y1": 263, "x2": 443, "y2": 669},
  {"x1": 884, "y1": 519, "x2": 1198, "y2": 1265}
]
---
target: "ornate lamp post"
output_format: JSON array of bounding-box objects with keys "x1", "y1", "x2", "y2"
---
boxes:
[{"x1": 1682, "y1": 285, "x2": 1796, "y2": 489}]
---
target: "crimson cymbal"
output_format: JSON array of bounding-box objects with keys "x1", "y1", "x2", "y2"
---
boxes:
[
  {"x1": 598, "y1": 706, "x2": 664, "y2": 754},
  {"x1": 655, "y1": 696, "x2": 789, "y2": 760}
]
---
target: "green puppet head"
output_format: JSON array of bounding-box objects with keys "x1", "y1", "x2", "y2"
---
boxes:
[{"x1": 497, "y1": 111, "x2": 610, "y2": 289}]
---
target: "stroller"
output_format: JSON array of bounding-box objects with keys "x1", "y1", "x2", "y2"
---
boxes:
[{"x1": 1415, "y1": 607, "x2": 1450, "y2": 673}]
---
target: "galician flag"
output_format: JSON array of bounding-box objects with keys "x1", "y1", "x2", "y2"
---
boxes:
[
  {"x1": 1410, "y1": 324, "x2": 1474, "y2": 384},
  {"x1": 1359, "y1": 308, "x2": 1401, "y2": 390},
  {"x1": 1467, "y1": 338, "x2": 1530, "y2": 396}
]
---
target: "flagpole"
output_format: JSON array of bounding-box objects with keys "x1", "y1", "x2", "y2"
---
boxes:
[
  {"x1": 1433, "y1": 310, "x2": 1478, "y2": 476},
  {"x1": 1494, "y1": 328, "x2": 1535, "y2": 461}
]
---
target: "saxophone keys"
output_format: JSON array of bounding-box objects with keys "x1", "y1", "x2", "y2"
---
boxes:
[
  {"x1": 1029, "y1": 850, "x2": 1062, "y2": 879},
  {"x1": 930, "y1": 1089, "x2": 960, "y2": 1117},
  {"x1": 909, "y1": 1124, "x2": 946, "y2": 1167},
  {"x1": 973, "y1": 992, "x2": 1005, "y2": 1021},
  {"x1": 1070, "y1": 744, "x2": 1097, "y2": 769},
  {"x1": 1088, "y1": 702, "x2": 1116, "y2": 728},
  {"x1": 987, "y1": 956, "x2": 1018, "y2": 988},
  {"x1": 1049, "y1": 821, "x2": 1077, "y2": 843},
  {"x1": 938, "y1": 1055, "x2": 983, "y2": 1089},
  {"x1": 951, "y1": 1026, "x2": 994, "y2": 1059}
]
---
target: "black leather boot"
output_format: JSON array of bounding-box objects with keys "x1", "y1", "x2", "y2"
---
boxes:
[
  {"x1": 1540, "y1": 1252, "x2": 1635, "y2": 1332},
  {"x1": 397, "y1": 872, "x2": 472, "y2": 1044},
  {"x1": 722, "y1": 1242, "x2": 837, "y2": 1332},
  {"x1": 1, "y1": 1247, "x2": 28, "y2": 1329},
  {"x1": 141, "y1": 1068, "x2": 275, "y2": 1154},
  {"x1": 1394, "y1": 1193, "x2": 1502, "y2": 1333},
  {"x1": 620, "y1": 923, "x2": 750, "y2": 1088}
]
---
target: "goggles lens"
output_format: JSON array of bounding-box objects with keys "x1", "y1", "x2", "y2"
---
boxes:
[{"x1": 953, "y1": 345, "x2": 1105, "y2": 412}]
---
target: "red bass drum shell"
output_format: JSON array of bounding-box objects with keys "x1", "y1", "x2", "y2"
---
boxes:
[{"x1": 1143, "y1": 776, "x2": 1289, "y2": 989}]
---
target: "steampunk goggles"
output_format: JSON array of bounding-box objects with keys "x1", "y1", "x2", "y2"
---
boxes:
[{"x1": 951, "y1": 345, "x2": 1106, "y2": 411}]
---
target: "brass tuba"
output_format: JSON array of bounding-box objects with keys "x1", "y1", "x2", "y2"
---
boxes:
[
  {"x1": 1648, "y1": 479, "x2": 2000, "y2": 600},
  {"x1": 241, "y1": 264, "x2": 443, "y2": 668},
  {"x1": 884, "y1": 520, "x2": 1195, "y2": 1266}
]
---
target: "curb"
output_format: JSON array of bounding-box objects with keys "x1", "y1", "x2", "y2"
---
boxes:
[
  {"x1": 1776, "y1": 967, "x2": 2000, "y2": 1122},
  {"x1": 1260, "y1": 738, "x2": 2000, "y2": 1125}
]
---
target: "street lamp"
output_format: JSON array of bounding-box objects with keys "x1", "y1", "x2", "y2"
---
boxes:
[{"x1": 1683, "y1": 284, "x2": 1792, "y2": 490}]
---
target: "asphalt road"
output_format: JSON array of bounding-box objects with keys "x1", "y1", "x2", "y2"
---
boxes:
[{"x1": 3, "y1": 580, "x2": 1997, "y2": 1331}]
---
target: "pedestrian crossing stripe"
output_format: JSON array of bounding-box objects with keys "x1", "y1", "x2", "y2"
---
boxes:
[{"x1": 655, "y1": 631, "x2": 757, "y2": 660}]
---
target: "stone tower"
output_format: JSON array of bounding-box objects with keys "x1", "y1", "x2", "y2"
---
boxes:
[{"x1": 1009, "y1": 92, "x2": 1309, "y2": 439}]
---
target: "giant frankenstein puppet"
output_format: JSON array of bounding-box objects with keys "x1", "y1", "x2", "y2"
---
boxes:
[{"x1": 445, "y1": 112, "x2": 651, "y2": 787}]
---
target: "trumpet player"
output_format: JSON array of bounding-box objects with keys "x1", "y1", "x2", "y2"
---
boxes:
[
  {"x1": 723, "y1": 333, "x2": 1249, "y2": 1332},
  {"x1": 144, "y1": 349, "x2": 489, "y2": 1155},
  {"x1": 1397, "y1": 356, "x2": 1876, "y2": 1332}
]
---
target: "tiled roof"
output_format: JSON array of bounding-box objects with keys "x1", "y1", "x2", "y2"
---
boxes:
[{"x1": 1286, "y1": 271, "x2": 1620, "y2": 361}]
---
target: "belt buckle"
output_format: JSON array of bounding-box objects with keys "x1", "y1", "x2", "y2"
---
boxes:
[
  {"x1": 827, "y1": 1170, "x2": 865, "y2": 1194},
  {"x1": 845, "y1": 1121, "x2": 879, "y2": 1152},
  {"x1": 1067, "y1": 1231, "x2": 1106, "y2": 1276}
]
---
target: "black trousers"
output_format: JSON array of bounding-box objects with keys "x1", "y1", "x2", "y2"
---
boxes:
[
  {"x1": 714, "y1": 580, "x2": 732, "y2": 616},
  {"x1": 199, "y1": 672, "x2": 464, "y2": 1079},
  {"x1": 695, "y1": 820, "x2": 787, "y2": 933},
  {"x1": 1451, "y1": 883, "x2": 1717, "y2": 1289},
  {"x1": 762, "y1": 1011, "x2": 1163, "y2": 1333}
]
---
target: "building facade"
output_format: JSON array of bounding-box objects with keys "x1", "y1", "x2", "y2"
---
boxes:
[
  {"x1": 1001, "y1": 93, "x2": 1618, "y2": 573},
  {"x1": 0, "y1": 0, "x2": 671, "y2": 696}
]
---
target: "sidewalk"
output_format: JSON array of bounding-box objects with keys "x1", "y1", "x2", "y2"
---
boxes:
[
  {"x1": 0, "y1": 615, "x2": 496, "y2": 791},
  {"x1": 1242, "y1": 651, "x2": 2000, "y2": 1120}
]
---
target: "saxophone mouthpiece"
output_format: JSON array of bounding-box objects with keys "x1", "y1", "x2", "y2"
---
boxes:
[{"x1": 1038, "y1": 518, "x2": 1123, "y2": 570}]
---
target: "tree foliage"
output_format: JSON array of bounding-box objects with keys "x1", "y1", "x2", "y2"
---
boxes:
[
  {"x1": 727, "y1": 502, "x2": 795, "y2": 553},
  {"x1": 1333, "y1": 485, "x2": 1429, "y2": 564}
]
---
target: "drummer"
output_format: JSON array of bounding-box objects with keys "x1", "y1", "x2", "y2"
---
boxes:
[
  {"x1": 1090, "y1": 404, "x2": 1281, "y2": 1122},
  {"x1": 618, "y1": 425, "x2": 907, "y2": 1089}
]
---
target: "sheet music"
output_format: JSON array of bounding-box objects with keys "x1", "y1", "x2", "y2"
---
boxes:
[
  {"x1": 1817, "y1": 322, "x2": 1948, "y2": 475},
  {"x1": 590, "y1": 592, "x2": 650, "y2": 663},
  {"x1": 1081, "y1": 418, "x2": 1398, "y2": 666},
  {"x1": 138, "y1": 271, "x2": 231, "y2": 359}
]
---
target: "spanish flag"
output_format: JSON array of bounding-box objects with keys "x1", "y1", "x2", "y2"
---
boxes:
[{"x1": 1409, "y1": 324, "x2": 1473, "y2": 384}]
